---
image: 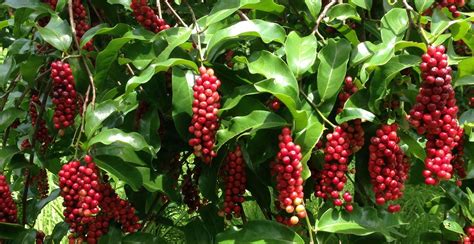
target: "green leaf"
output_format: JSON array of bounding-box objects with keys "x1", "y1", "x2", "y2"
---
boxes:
[
  {"x1": 368, "y1": 55, "x2": 420, "y2": 113},
  {"x1": 335, "y1": 89, "x2": 375, "y2": 123},
  {"x1": 155, "y1": 27, "x2": 193, "y2": 62},
  {"x1": 0, "y1": 223, "x2": 26, "y2": 239},
  {"x1": 305, "y1": 0, "x2": 322, "y2": 20},
  {"x1": 0, "y1": 146, "x2": 20, "y2": 170},
  {"x1": 295, "y1": 112, "x2": 323, "y2": 179},
  {"x1": 207, "y1": 20, "x2": 286, "y2": 60},
  {"x1": 414, "y1": 0, "x2": 435, "y2": 13},
  {"x1": 398, "y1": 131, "x2": 426, "y2": 161},
  {"x1": 12, "y1": 229, "x2": 36, "y2": 244},
  {"x1": 45, "y1": 222, "x2": 69, "y2": 244},
  {"x1": 20, "y1": 55, "x2": 44, "y2": 84},
  {"x1": 350, "y1": 0, "x2": 372, "y2": 9},
  {"x1": 199, "y1": 205, "x2": 225, "y2": 237},
  {"x1": 460, "y1": 109, "x2": 474, "y2": 125},
  {"x1": 350, "y1": 42, "x2": 373, "y2": 66},
  {"x1": 125, "y1": 58, "x2": 198, "y2": 94},
  {"x1": 183, "y1": 218, "x2": 212, "y2": 244},
  {"x1": 443, "y1": 220, "x2": 464, "y2": 234},
  {"x1": 317, "y1": 38, "x2": 351, "y2": 103},
  {"x1": 123, "y1": 233, "x2": 166, "y2": 243},
  {"x1": 216, "y1": 220, "x2": 304, "y2": 243},
  {"x1": 0, "y1": 107, "x2": 25, "y2": 131},
  {"x1": 3, "y1": 0, "x2": 48, "y2": 10},
  {"x1": 457, "y1": 57, "x2": 474, "y2": 79},
  {"x1": 220, "y1": 85, "x2": 259, "y2": 113},
  {"x1": 94, "y1": 144, "x2": 146, "y2": 166},
  {"x1": 172, "y1": 67, "x2": 194, "y2": 141},
  {"x1": 216, "y1": 110, "x2": 287, "y2": 151},
  {"x1": 285, "y1": 31, "x2": 317, "y2": 78},
  {"x1": 37, "y1": 15, "x2": 72, "y2": 51},
  {"x1": 380, "y1": 8, "x2": 409, "y2": 43},
  {"x1": 107, "y1": 0, "x2": 131, "y2": 10},
  {"x1": 95, "y1": 155, "x2": 143, "y2": 191},
  {"x1": 0, "y1": 57, "x2": 15, "y2": 87},
  {"x1": 80, "y1": 23, "x2": 131, "y2": 48},
  {"x1": 139, "y1": 107, "x2": 161, "y2": 152},
  {"x1": 99, "y1": 226, "x2": 122, "y2": 244},
  {"x1": 327, "y1": 4, "x2": 360, "y2": 22},
  {"x1": 87, "y1": 128, "x2": 156, "y2": 155},
  {"x1": 85, "y1": 100, "x2": 118, "y2": 139},
  {"x1": 138, "y1": 168, "x2": 180, "y2": 200},
  {"x1": 431, "y1": 8, "x2": 450, "y2": 37}
]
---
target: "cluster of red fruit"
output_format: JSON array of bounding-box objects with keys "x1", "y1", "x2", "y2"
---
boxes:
[
  {"x1": 32, "y1": 169, "x2": 49, "y2": 199},
  {"x1": 50, "y1": 61, "x2": 78, "y2": 130},
  {"x1": 408, "y1": 45, "x2": 463, "y2": 185},
  {"x1": 454, "y1": 40, "x2": 471, "y2": 56},
  {"x1": 181, "y1": 167, "x2": 202, "y2": 213},
  {"x1": 59, "y1": 156, "x2": 140, "y2": 244},
  {"x1": 38, "y1": 0, "x2": 58, "y2": 26},
  {"x1": 272, "y1": 127, "x2": 306, "y2": 225},
  {"x1": 188, "y1": 67, "x2": 221, "y2": 164},
  {"x1": 72, "y1": 0, "x2": 94, "y2": 50},
  {"x1": 463, "y1": 226, "x2": 474, "y2": 243},
  {"x1": 368, "y1": 124, "x2": 410, "y2": 213},
  {"x1": 130, "y1": 0, "x2": 170, "y2": 33},
  {"x1": 0, "y1": 174, "x2": 18, "y2": 223},
  {"x1": 221, "y1": 146, "x2": 246, "y2": 219},
  {"x1": 28, "y1": 92, "x2": 52, "y2": 150},
  {"x1": 425, "y1": 0, "x2": 466, "y2": 18},
  {"x1": 314, "y1": 126, "x2": 354, "y2": 212}
]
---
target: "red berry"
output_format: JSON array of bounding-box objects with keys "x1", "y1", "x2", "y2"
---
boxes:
[{"x1": 130, "y1": 0, "x2": 170, "y2": 33}]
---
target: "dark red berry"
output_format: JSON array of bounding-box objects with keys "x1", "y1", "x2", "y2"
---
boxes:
[{"x1": 130, "y1": 0, "x2": 170, "y2": 33}]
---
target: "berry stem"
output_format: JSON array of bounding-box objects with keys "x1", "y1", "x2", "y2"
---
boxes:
[
  {"x1": 164, "y1": 0, "x2": 188, "y2": 27},
  {"x1": 185, "y1": 0, "x2": 205, "y2": 64},
  {"x1": 156, "y1": 0, "x2": 162, "y2": 19},
  {"x1": 237, "y1": 10, "x2": 250, "y2": 21},
  {"x1": 300, "y1": 88, "x2": 336, "y2": 128},
  {"x1": 311, "y1": 0, "x2": 337, "y2": 42},
  {"x1": 304, "y1": 214, "x2": 315, "y2": 244}
]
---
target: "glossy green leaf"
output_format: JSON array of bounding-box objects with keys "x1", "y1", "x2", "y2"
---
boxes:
[
  {"x1": 207, "y1": 20, "x2": 286, "y2": 60},
  {"x1": 172, "y1": 67, "x2": 194, "y2": 141},
  {"x1": 317, "y1": 38, "x2": 351, "y2": 103},
  {"x1": 443, "y1": 220, "x2": 464, "y2": 234},
  {"x1": 295, "y1": 111, "x2": 323, "y2": 179},
  {"x1": 457, "y1": 57, "x2": 474, "y2": 78},
  {"x1": 431, "y1": 8, "x2": 450, "y2": 37},
  {"x1": 285, "y1": 31, "x2": 317, "y2": 78},
  {"x1": 95, "y1": 155, "x2": 143, "y2": 191},
  {"x1": 350, "y1": 0, "x2": 372, "y2": 9},
  {"x1": 87, "y1": 128, "x2": 156, "y2": 155},
  {"x1": 380, "y1": 8, "x2": 409, "y2": 43},
  {"x1": 399, "y1": 131, "x2": 426, "y2": 160},
  {"x1": 3, "y1": 0, "x2": 49, "y2": 10},
  {"x1": 155, "y1": 27, "x2": 192, "y2": 62},
  {"x1": 414, "y1": 0, "x2": 435, "y2": 13},
  {"x1": 37, "y1": 15, "x2": 72, "y2": 51},
  {"x1": 123, "y1": 233, "x2": 166, "y2": 243},
  {"x1": 125, "y1": 58, "x2": 198, "y2": 94},
  {"x1": 0, "y1": 57, "x2": 15, "y2": 87},
  {"x1": 0, "y1": 223, "x2": 26, "y2": 239},
  {"x1": 183, "y1": 218, "x2": 213, "y2": 244},
  {"x1": 44, "y1": 222, "x2": 69, "y2": 244},
  {"x1": 305, "y1": 0, "x2": 322, "y2": 20},
  {"x1": 327, "y1": 4, "x2": 360, "y2": 22},
  {"x1": 216, "y1": 220, "x2": 304, "y2": 243},
  {"x1": 0, "y1": 146, "x2": 20, "y2": 170},
  {"x1": 108, "y1": 0, "x2": 131, "y2": 10},
  {"x1": 80, "y1": 23, "x2": 131, "y2": 48},
  {"x1": 139, "y1": 107, "x2": 161, "y2": 152},
  {"x1": 94, "y1": 144, "x2": 146, "y2": 166},
  {"x1": 220, "y1": 85, "x2": 259, "y2": 113},
  {"x1": 85, "y1": 100, "x2": 118, "y2": 139},
  {"x1": 99, "y1": 226, "x2": 122, "y2": 244},
  {"x1": 248, "y1": 51, "x2": 307, "y2": 129},
  {"x1": 0, "y1": 107, "x2": 25, "y2": 131},
  {"x1": 459, "y1": 109, "x2": 474, "y2": 125},
  {"x1": 216, "y1": 110, "x2": 287, "y2": 151},
  {"x1": 12, "y1": 229, "x2": 36, "y2": 244}
]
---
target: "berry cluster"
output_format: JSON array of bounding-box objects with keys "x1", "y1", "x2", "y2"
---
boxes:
[
  {"x1": 60, "y1": 156, "x2": 141, "y2": 243},
  {"x1": 130, "y1": 0, "x2": 170, "y2": 33},
  {"x1": 337, "y1": 76, "x2": 357, "y2": 113},
  {"x1": 38, "y1": 0, "x2": 58, "y2": 26},
  {"x1": 50, "y1": 61, "x2": 78, "y2": 130},
  {"x1": 408, "y1": 45, "x2": 463, "y2": 185},
  {"x1": 72, "y1": 0, "x2": 94, "y2": 50},
  {"x1": 368, "y1": 124, "x2": 410, "y2": 213},
  {"x1": 182, "y1": 166, "x2": 202, "y2": 213},
  {"x1": 431, "y1": 0, "x2": 466, "y2": 18},
  {"x1": 221, "y1": 146, "x2": 246, "y2": 219},
  {"x1": 0, "y1": 174, "x2": 18, "y2": 223},
  {"x1": 36, "y1": 231, "x2": 45, "y2": 244},
  {"x1": 453, "y1": 131, "x2": 466, "y2": 180},
  {"x1": 314, "y1": 126, "x2": 354, "y2": 212},
  {"x1": 272, "y1": 127, "x2": 306, "y2": 225},
  {"x1": 29, "y1": 92, "x2": 52, "y2": 150},
  {"x1": 463, "y1": 226, "x2": 474, "y2": 243},
  {"x1": 188, "y1": 67, "x2": 221, "y2": 164},
  {"x1": 32, "y1": 169, "x2": 49, "y2": 199}
]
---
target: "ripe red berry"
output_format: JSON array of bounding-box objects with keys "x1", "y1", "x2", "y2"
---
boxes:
[
  {"x1": 408, "y1": 45, "x2": 462, "y2": 184},
  {"x1": 368, "y1": 124, "x2": 410, "y2": 212},
  {"x1": 221, "y1": 146, "x2": 246, "y2": 219},
  {"x1": 50, "y1": 61, "x2": 78, "y2": 130},
  {"x1": 29, "y1": 91, "x2": 52, "y2": 150},
  {"x1": 0, "y1": 174, "x2": 18, "y2": 223},
  {"x1": 72, "y1": 0, "x2": 94, "y2": 50},
  {"x1": 188, "y1": 67, "x2": 221, "y2": 164},
  {"x1": 130, "y1": 0, "x2": 170, "y2": 33}
]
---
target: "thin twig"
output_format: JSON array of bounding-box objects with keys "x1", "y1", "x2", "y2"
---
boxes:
[
  {"x1": 0, "y1": 75, "x2": 20, "y2": 112},
  {"x1": 299, "y1": 89, "x2": 336, "y2": 128},
  {"x1": 87, "y1": 0, "x2": 104, "y2": 23},
  {"x1": 164, "y1": 0, "x2": 188, "y2": 27},
  {"x1": 305, "y1": 214, "x2": 315, "y2": 244},
  {"x1": 312, "y1": 0, "x2": 337, "y2": 41},
  {"x1": 126, "y1": 63, "x2": 136, "y2": 76},
  {"x1": 402, "y1": 0, "x2": 429, "y2": 44},
  {"x1": 185, "y1": 1, "x2": 204, "y2": 64},
  {"x1": 237, "y1": 10, "x2": 250, "y2": 21},
  {"x1": 156, "y1": 0, "x2": 162, "y2": 19},
  {"x1": 68, "y1": 0, "x2": 96, "y2": 106}
]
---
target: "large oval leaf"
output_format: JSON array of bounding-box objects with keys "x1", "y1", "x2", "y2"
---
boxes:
[
  {"x1": 37, "y1": 15, "x2": 72, "y2": 51},
  {"x1": 172, "y1": 67, "x2": 194, "y2": 141},
  {"x1": 85, "y1": 100, "x2": 118, "y2": 139},
  {"x1": 380, "y1": 8, "x2": 409, "y2": 43},
  {"x1": 95, "y1": 155, "x2": 143, "y2": 191},
  {"x1": 87, "y1": 128, "x2": 156, "y2": 155},
  {"x1": 216, "y1": 220, "x2": 304, "y2": 243},
  {"x1": 0, "y1": 107, "x2": 25, "y2": 131},
  {"x1": 285, "y1": 31, "x2": 317, "y2": 78}
]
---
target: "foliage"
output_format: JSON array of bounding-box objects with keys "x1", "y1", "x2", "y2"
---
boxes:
[{"x1": 0, "y1": 0, "x2": 473, "y2": 243}]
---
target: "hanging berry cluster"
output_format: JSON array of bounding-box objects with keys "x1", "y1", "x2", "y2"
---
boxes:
[
  {"x1": 0, "y1": 174, "x2": 18, "y2": 223},
  {"x1": 221, "y1": 146, "x2": 246, "y2": 219},
  {"x1": 50, "y1": 61, "x2": 78, "y2": 130},
  {"x1": 425, "y1": 0, "x2": 466, "y2": 18},
  {"x1": 272, "y1": 127, "x2": 306, "y2": 225},
  {"x1": 188, "y1": 67, "x2": 221, "y2": 164},
  {"x1": 29, "y1": 92, "x2": 52, "y2": 150},
  {"x1": 452, "y1": 130, "x2": 466, "y2": 181},
  {"x1": 32, "y1": 169, "x2": 49, "y2": 199},
  {"x1": 368, "y1": 124, "x2": 410, "y2": 213},
  {"x1": 463, "y1": 226, "x2": 474, "y2": 243},
  {"x1": 181, "y1": 166, "x2": 202, "y2": 213},
  {"x1": 59, "y1": 156, "x2": 141, "y2": 243},
  {"x1": 38, "y1": 0, "x2": 58, "y2": 26},
  {"x1": 36, "y1": 231, "x2": 45, "y2": 244},
  {"x1": 408, "y1": 45, "x2": 463, "y2": 185},
  {"x1": 72, "y1": 0, "x2": 94, "y2": 50},
  {"x1": 130, "y1": 0, "x2": 170, "y2": 33},
  {"x1": 314, "y1": 126, "x2": 354, "y2": 212}
]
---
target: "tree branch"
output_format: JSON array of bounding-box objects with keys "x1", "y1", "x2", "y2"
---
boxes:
[
  {"x1": 164, "y1": 0, "x2": 188, "y2": 27},
  {"x1": 312, "y1": 0, "x2": 337, "y2": 41}
]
